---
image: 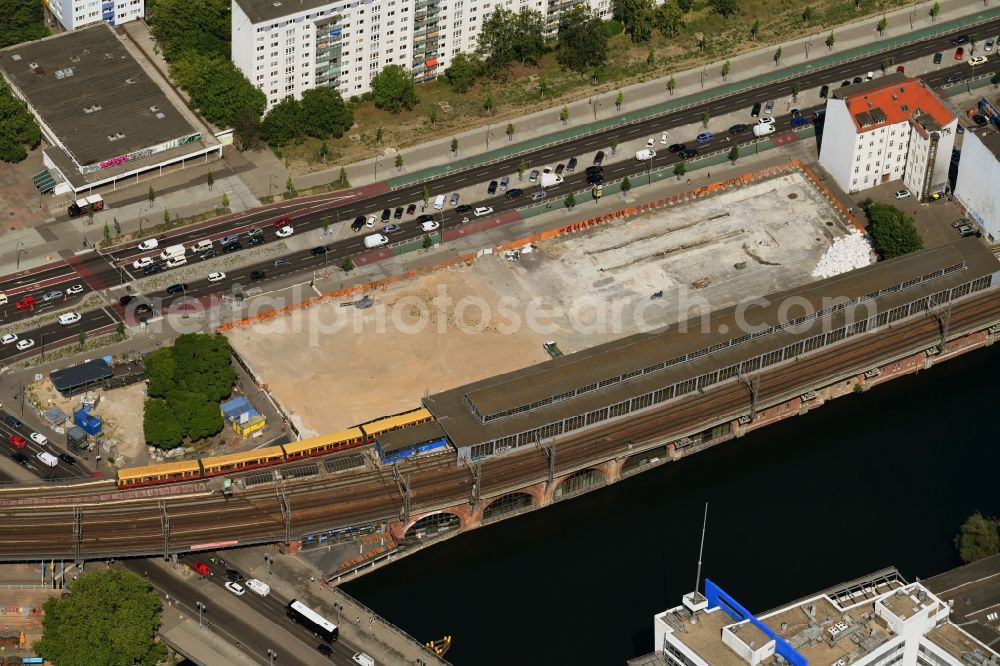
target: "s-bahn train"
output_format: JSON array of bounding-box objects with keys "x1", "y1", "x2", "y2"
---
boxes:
[{"x1": 116, "y1": 407, "x2": 442, "y2": 488}]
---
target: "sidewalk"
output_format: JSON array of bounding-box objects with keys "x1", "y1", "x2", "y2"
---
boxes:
[
  {"x1": 222, "y1": 545, "x2": 449, "y2": 666},
  {"x1": 306, "y1": 0, "x2": 996, "y2": 191}
]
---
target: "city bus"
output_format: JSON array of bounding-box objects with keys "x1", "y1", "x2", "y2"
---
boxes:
[{"x1": 286, "y1": 599, "x2": 339, "y2": 642}]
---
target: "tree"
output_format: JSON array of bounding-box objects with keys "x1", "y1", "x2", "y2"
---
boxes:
[
  {"x1": 880, "y1": 57, "x2": 890, "y2": 74},
  {"x1": 802, "y1": 6, "x2": 814, "y2": 23},
  {"x1": 299, "y1": 87, "x2": 354, "y2": 139},
  {"x1": 862, "y1": 202, "x2": 924, "y2": 258},
  {"x1": 342, "y1": 256, "x2": 354, "y2": 272},
  {"x1": 451, "y1": 137, "x2": 459, "y2": 156},
  {"x1": 826, "y1": 31, "x2": 836, "y2": 50},
  {"x1": 232, "y1": 106, "x2": 262, "y2": 151},
  {"x1": 477, "y1": 7, "x2": 545, "y2": 70},
  {"x1": 721, "y1": 60, "x2": 731, "y2": 81},
  {"x1": 318, "y1": 141, "x2": 330, "y2": 161},
  {"x1": 673, "y1": 160, "x2": 687, "y2": 179},
  {"x1": 221, "y1": 192, "x2": 229, "y2": 208},
  {"x1": 556, "y1": 6, "x2": 608, "y2": 73},
  {"x1": 929, "y1": 2, "x2": 940, "y2": 21},
  {"x1": 620, "y1": 175, "x2": 631, "y2": 196},
  {"x1": 506, "y1": 123, "x2": 515, "y2": 141},
  {"x1": 339, "y1": 167, "x2": 348, "y2": 187},
  {"x1": 285, "y1": 176, "x2": 295, "y2": 197},
  {"x1": 698, "y1": 33, "x2": 707, "y2": 51},
  {"x1": 708, "y1": 0, "x2": 737, "y2": 17},
  {"x1": 171, "y1": 53, "x2": 266, "y2": 131},
  {"x1": 375, "y1": 126, "x2": 383, "y2": 144},
  {"x1": 677, "y1": 0, "x2": 692, "y2": 11},
  {"x1": 445, "y1": 52, "x2": 482, "y2": 93},
  {"x1": 728, "y1": 145, "x2": 740, "y2": 164},
  {"x1": 750, "y1": 17, "x2": 760, "y2": 39},
  {"x1": 0, "y1": 0, "x2": 49, "y2": 50},
  {"x1": 148, "y1": 186, "x2": 156, "y2": 206},
  {"x1": 34, "y1": 569, "x2": 165, "y2": 666},
  {"x1": 206, "y1": 170, "x2": 214, "y2": 190},
  {"x1": 260, "y1": 97, "x2": 303, "y2": 147},
  {"x1": 115, "y1": 321, "x2": 126, "y2": 340},
  {"x1": 102, "y1": 222, "x2": 111, "y2": 246},
  {"x1": 560, "y1": 105, "x2": 569, "y2": 126},
  {"x1": 370, "y1": 65, "x2": 418, "y2": 113},
  {"x1": 564, "y1": 192, "x2": 576, "y2": 208},
  {"x1": 654, "y1": 1, "x2": 684, "y2": 38},
  {"x1": 615, "y1": 91, "x2": 624, "y2": 111},
  {"x1": 149, "y1": 0, "x2": 230, "y2": 61},
  {"x1": 611, "y1": 136, "x2": 619, "y2": 155},
  {"x1": 0, "y1": 79, "x2": 41, "y2": 162},
  {"x1": 429, "y1": 108, "x2": 438, "y2": 125},
  {"x1": 877, "y1": 15, "x2": 888, "y2": 35},
  {"x1": 163, "y1": 209, "x2": 170, "y2": 225},
  {"x1": 773, "y1": 46, "x2": 782, "y2": 65},
  {"x1": 518, "y1": 160, "x2": 528, "y2": 180},
  {"x1": 422, "y1": 234, "x2": 434, "y2": 249},
  {"x1": 614, "y1": 0, "x2": 655, "y2": 43},
  {"x1": 702, "y1": 110, "x2": 710, "y2": 128},
  {"x1": 647, "y1": 49, "x2": 655, "y2": 66},
  {"x1": 992, "y1": 71, "x2": 1000, "y2": 88},
  {"x1": 77, "y1": 329, "x2": 85, "y2": 348},
  {"x1": 666, "y1": 76, "x2": 676, "y2": 96},
  {"x1": 422, "y1": 185, "x2": 431, "y2": 207},
  {"x1": 792, "y1": 81, "x2": 800, "y2": 100},
  {"x1": 955, "y1": 512, "x2": 1000, "y2": 563},
  {"x1": 395, "y1": 153, "x2": 404, "y2": 171},
  {"x1": 483, "y1": 94, "x2": 494, "y2": 114}
]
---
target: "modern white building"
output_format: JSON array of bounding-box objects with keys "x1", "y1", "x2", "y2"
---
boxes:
[
  {"x1": 231, "y1": 0, "x2": 613, "y2": 110},
  {"x1": 629, "y1": 571, "x2": 1000, "y2": 666},
  {"x1": 819, "y1": 73, "x2": 956, "y2": 201},
  {"x1": 954, "y1": 125, "x2": 1000, "y2": 244},
  {"x1": 44, "y1": 0, "x2": 143, "y2": 32}
]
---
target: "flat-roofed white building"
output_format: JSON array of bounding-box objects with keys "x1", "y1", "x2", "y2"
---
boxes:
[
  {"x1": 45, "y1": 0, "x2": 143, "y2": 32},
  {"x1": 819, "y1": 73, "x2": 956, "y2": 201},
  {"x1": 954, "y1": 126, "x2": 1000, "y2": 243}
]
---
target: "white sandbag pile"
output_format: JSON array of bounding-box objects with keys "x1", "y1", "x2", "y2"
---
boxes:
[{"x1": 811, "y1": 230, "x2": 875, "y2": 279}]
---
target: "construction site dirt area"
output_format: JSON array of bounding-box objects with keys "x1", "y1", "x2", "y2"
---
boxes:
[{"x1": 227, "y1": 171, "x2": 848, "y2": 435}]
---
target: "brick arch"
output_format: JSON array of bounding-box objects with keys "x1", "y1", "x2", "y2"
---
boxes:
[
  {"x1": 401, "y1": 505, "x2": 470, "y2": 538},
  {"x1": 545, "y1": 466, "x2": 608, "y2": 503}
]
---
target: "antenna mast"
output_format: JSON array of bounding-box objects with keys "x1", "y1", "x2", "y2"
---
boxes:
[
  {"x1": 683, "y1": 502, "x2": 710, "y2": 619},
  {"x1": 693, "y1": 502, "x2": 708, "y2": 596}
]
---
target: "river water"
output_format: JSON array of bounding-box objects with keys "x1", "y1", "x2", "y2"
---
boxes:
[{"x1": 344, "y1": 344, "x2": 1000, "y2": 665}]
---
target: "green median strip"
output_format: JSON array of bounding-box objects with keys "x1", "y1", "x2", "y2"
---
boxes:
[{"x1": 388, "y1": 8, "x2": 1000, "y2": 190}]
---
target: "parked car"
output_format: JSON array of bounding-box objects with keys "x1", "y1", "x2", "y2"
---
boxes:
[
  {"x1": 487, "y1": 181, "x2": 498, "y2": 194},
  {"x1": 933, "y1": 52, "x2": 943, "y2": 64},
  {"x1": 853, "y1": 76, "x2": 863, "y2": 83},
  {"x1": 729, "y1": 124, "x2": 749, "y2": 135},
  {"x1": 474, "y1": 207, "x2": 494, "y2": 217},
  {"x1": 16, "y1": 339, "x2": 33, "y2": 351},
  {"x1": 119, "y1": 295, "x2": 135, "y2": 307},
  {"x1": 866, "y1": 71, "x2": 875, "y2": 80},
  {"x1": 750, "y1": 102, "x2": 762, "y2": 117},
  {"x1": 667, "y1": 143, "x2": 686, "y2": 153},
  {"x1": 566, "y1": 157, "x2": 578, "y2": 172},
  {"x1": 968, "y1": 55, "x2": 988, "y2": 66},
  {"x1": 841, "y1": 80, "x2": 851, "y2": 87},
  {"x1": 207, "y1": 272, "x2": 226, "y2": 282},
  {"x1": 449, "y1": 193, "x2": 460, "y2": 205},
  {"x1": 456, "y1": 204, "x2": 473, "y2": 214},
  {"x1": 275, "y1": 225, "x2": 294, "y2": 238},
  {"x1": 365, "y1": 215, "x2": 377, "y2": 228},
  {"x1": 500, "y1": 175, "x2": 510, "y2": 190},
  {"x1": 1, "y1": 333, "x2": 16, "y2": 345},
  {"x1": 530, "y1": 191, "x2": 548, "y2": 201},
  {"x1": 955, "y1": 47, "x2": 965, "y2": 59},
  {"x1": 393, "y1": 207, "x2": 404, "y2": 219},
  {"x1": 506, "y1": 188, "x2": 523, "y2": 199},
  {"x1": 420, "y1": 220, "x2": 440, "y2": 232},
  {"x1": 958, "y1": 224, "x2": 976, "y2": 237},
  {"x1": 405, "y1": 203, "x2": 417, "y2": 215},
  {"x1": 528, "y1": 169, "x2": 540, "y2": 183},
  {"x1": 383, "y1": 224, "x2": 401, "y2": 233},
  {"x1": 192, "y1": 562, "x2": 211, "y2": 576},
  {"x1": 695, "y1": 132, "x2": 713, "y2": 144},
  {"x1": 381, "y1": 208, "x2": 391, "y2": 221},
  {"x1": 593, "y1": 151, "x2": 605, "y2": 165},
  {"x1": 66, "y1": 284, "x2": 84, "y2": 296},
  {"x1": 764, "y1": 100, "x2": 774, "y2": 114},
  {"x1": 896, "y1": 65, "x2": 905, "y2": 73},
  {"x1": 819, "y1": 85, "x2": 829, "y2": 98},
  {"x1": 554, "y1": 163, "x2": 565, "y2": 175},
  {"x1": 660, "y1": 131, "x2": 669, "y2": 144},
  {"x1": 894, "y1": 189, "x2": 911, "y2": 200}
]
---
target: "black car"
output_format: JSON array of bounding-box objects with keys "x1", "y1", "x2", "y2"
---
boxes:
[
  {"x1": 143, "y1": 263, "x2": 162, "y2": 275},
  {"x1": 585, "y1": 165, "x2": 603, "y2": 176},
  {"x1": 119, "y1": 295, "x2": 135, "y2": 307},
  {"x1": 3, "y1": 415, "x2": 22, "y2": 430},
  {"x1": 728, "y1": 124, "x2": 748, "y2": 135},
  {"x1": 593, "y1": 151, "x2": 605, "y2": 165},
  {"x1": 505, "y1": 188, "x2": 523, "y2": 199},
  {"x1": 351, "y1": 216, "x2": 365, "y2": 231},
  {"x1": 946, "y1": 73, "x2": 962, "y2": 83},
  {"x1": 222, "y1": 242, "x2": 242, "y2": 254},
  {"x1": 59, "y1": 453, "x2": 75, "y2": 465},
  {"x1": 751, "y1": 102, "x2": 762, "y2": 117},
  {"x1": 134, "y1": 303, "x2": 153, "y2": 316},
  {"x1": 311, "y1": 246, "x2": 327, "y2": 256},
  {"x1": 487, "y1": 180, "x2": 498, "y2": 194},
  {"x1": 680, "y1": 148, "x2": 699, "y2": 159},
  {"x1": 667, "y1": 143, "x2": 686, "y2": 153},
  {"x1": 456, "y1": 204, "x2": 473, "y2": 214},
  {"x1": 853, "y1": 76, "x2": 863, "y2": 83},
  {"x1": 951, "y1": 35, "x2": 970, "y2": 46},
  {"x1": 166, "y1": 283, "x2": 189, "y2": 295},
  {"x1": 381, "y1": 208, "x2": 391, "y2": 222},
  {"x1": 247, "y1": 234, "x2": 265, "y2": 247},
  {"x1": 394, "y1": 207, "x2": 404, "y2": 219},
  {"x1": 974, "y1": 114, "x2": 989, "y2": 127},
  {"x1": 199, "y1": 248, "x2": 217, "y2": 260},
  {"x1": 10, "y1": 452, "x2": 28, "y2": 466},
  {"x1": 224, "y1": 569, "x2": 244, "y2": 582},
  {"x1": 417, "y1": 214, "x2": 434, "y2": 223},
  {"x1": 566, "y1": 157, "x2": 578, "y2": 172},
  {"x1": 405, "y1": 203, "x2": 417, "y2": 215},
  {"x1": 819, "y1": 85, "x2": 830, "y2": 98},
  {"x1": 790, "y1": 109, "x2": 800, "y2": 118},
  {"x1": 249, "y1": 270, "x2": 265, "y2": 281},
  {"x1": 317, "y1": 644, "x2": 333, "y2": 657},
  {"x1": 586, "y1": 172, "x2": 604, "y2": 185},
  {"x1": 841, "y1": 80, "x2": 851, "y2": 87}
]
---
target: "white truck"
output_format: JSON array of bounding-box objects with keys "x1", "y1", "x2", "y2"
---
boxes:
[
  {"x1": 539, "y1": 168, "x2": 564, "y2": 189},
  {"x1": 364, "y1": 234, "x2": 389, "y2": 248},
  {"x1": 635, "y1": 149, "x2": 656, "y2": 160},
  {"x1": 752, "y1": 123, "x2": 776, "y2": 138},
  {"x1": 159, "y1": 244, "x2": 186, "y2": 261}
]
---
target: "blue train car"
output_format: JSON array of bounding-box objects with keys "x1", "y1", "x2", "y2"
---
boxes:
[{"x1": 376, "y1": 420, "x2": 449, "y2": 464}]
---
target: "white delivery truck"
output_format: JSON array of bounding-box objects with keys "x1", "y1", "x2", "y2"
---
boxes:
[
  {"x1": 539, "y1": 168, "x2": 564, "y2": 188},
  {"x1": 752, "y1": 123, "x2": 776, "y2": 137},
  {"x1": 37, "y1": 451, "x2": 58, "y2": 467},
  {"x1": 159, "y1": 244, "x2": 186, "y2": 261},
  {"x1": 635, "y1": 149, "x2": 656, "y2": 160},
  {"x1": 245, "y1": 579, "x2": 270, "y2": 596},
  {"x1": 364, "y1": 234, "x2": 389, "y2": 248},
  {"x1": 433, "y1": 194, "x2": 446, "y2": 210}
]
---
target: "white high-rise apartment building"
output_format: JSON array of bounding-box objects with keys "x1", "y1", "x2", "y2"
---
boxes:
[
  {"x1": 231, "y1": 0, "x2": 613, "y2": 110},
  {"x1": 45, "y1": 0, "x2": 144, "y2": 31},
  {"x1": 819, "y1": 73, "x2": 955, "y2": 201}
]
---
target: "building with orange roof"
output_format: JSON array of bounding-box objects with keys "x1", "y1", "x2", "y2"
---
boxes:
[{"x1": 819, "y1": 73, "x2": 956, "y2": 201}]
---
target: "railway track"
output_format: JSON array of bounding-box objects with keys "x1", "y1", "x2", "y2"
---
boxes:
[{"x1": 1, "y1": 291, "x2": 998, "y2": 560}]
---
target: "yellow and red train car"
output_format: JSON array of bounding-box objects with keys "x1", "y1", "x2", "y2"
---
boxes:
[{"x1": 282, "y1": 427, "x2": 365, "y2": 461}]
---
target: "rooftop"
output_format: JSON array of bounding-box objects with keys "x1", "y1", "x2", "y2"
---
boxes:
[
  {"x1": 924, "y1": 552, "x2": 1000, "y2": 650},
  {"x1": 0, "y1": 24, "x2": 196, "y2": 167},
  {"x1": 833, "y1": 73, "x2": 954, "y2": 134},
  {"x1": 233, "y1": 0, "x2": 338, "y2": 24},
  {"x1": 968, "y1": 125, "x2": 1000, "y2": 161}
]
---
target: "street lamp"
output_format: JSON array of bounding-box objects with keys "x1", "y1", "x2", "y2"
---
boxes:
[
  {"x1": 264, "y1": 554, "x2": 273, "y2": 576},
  {"x1": 269, "y1": 174, "x2": 278, "y2": 199},
  {"x1": 267, "y1": 648, "x2": 277, "y2": 665},
  {"x1": 196, "y1": 601, "x2": 206, "y2": 628},
  {"x1": 805, "y1": 37, "x2": 811, "y2": 59},
  {"x1": 15, "y1": 240, "x2": 27, "y2": 271},
  {"x1": 485, "y1": 124, "x2": 492, "y2": 150},
  {"x1": 374, "y1": 152, "x2": 383, "y2": 182},
  {"x1": 333, "y1": 602, "x2": 343, "y2": 624},
  {"x1": 138, "y1": 206, "x2": 148, "y2": 236}
]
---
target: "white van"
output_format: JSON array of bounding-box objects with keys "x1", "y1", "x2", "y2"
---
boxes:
[
  {"x1": 159, "y1": 244, "x2": 186, "y2": 261},
  {"x1": 352, "y1": 653, "x2": 375, "y2": 666},
  {"x1": 165, "y1": 255, "x2": 188, "y2": 268},
  {"x1": 364, "y1": 234, "x2": 389, "y2": 249},
  {"x1": 37, "y1": 451, "x2": 58, "y2": 467},
  {"x1": 433, "y1": 194, "x2": 446, "y2": 210},
  {"x1": 752, "y1": 123, "x2": 776, "y2": 137},
  {"x1": 190, "y1": 239, "x2": 213, "y2": 254},
  {"x1": 245, "y1": 579, "x2": 270, "y2": 596}
]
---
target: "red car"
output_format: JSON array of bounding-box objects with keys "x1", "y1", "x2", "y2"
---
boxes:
[
  {"x1": 192, "y1": 562, "x2": 211, "y2": 576},
  {"x1": 955, "y1": 47, "x2": 964, "y2": 60},
  {"x1": 8, "y1": 434, "x2": 26, "y2": 449},
  {"x1": 896, "y1": 65, "x2": 905, "y2": 73},
  {"x1": 272, "y1": 215, "x2": 291, "y2": 228},
  {"x1": 14, "y1": 296, "x2": 36, "y2": 310}
]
